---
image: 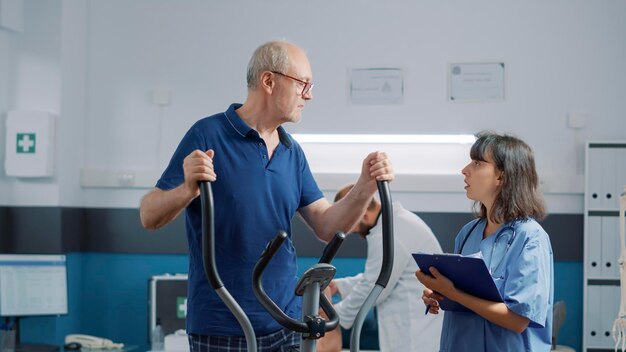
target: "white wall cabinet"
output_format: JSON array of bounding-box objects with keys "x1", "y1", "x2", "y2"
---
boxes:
[
  {"x1": 586, "y1": 285, "x2": 621, "y2": 348},
  {"x1": 584, "y1": 142, "x2": 626, "y2": 351},
  {"x1": 586, "y1": 216, "x2": 620, "y2": 279}
]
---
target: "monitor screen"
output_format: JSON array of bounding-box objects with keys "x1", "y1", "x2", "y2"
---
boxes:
[{"x1": 0, "y1": 254, "x2": 68, "y2": 316}]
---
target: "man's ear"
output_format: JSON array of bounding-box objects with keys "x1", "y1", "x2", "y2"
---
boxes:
[{"x1": 260, "y1": 71, "x2": 275, "y2": 94}]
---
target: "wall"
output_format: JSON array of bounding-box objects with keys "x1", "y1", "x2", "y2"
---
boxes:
[
  {"x1": 0, "y1": 0, "x2": 62, "y2": 205},
  {"x1": 3, "y1": 0, "x2": 625, "y2": 209},
  {"x1": 15, "y1": 255, "x2": 583, "y2": 352},
  {"x1": 81, "y1": 0, "x2": 626, "y2": 210}
]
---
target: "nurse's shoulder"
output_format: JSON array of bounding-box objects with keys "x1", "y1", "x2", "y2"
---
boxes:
[{"x1": 513, "y1": 218, "x2": 551, "y2": 248}]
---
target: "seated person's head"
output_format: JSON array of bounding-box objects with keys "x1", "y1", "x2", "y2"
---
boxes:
[{"x1": 334, "y1": 184, "x2": 380, "y2": 238}]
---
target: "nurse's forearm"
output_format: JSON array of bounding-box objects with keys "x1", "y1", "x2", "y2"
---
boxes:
[{"x1": 446, "y1": 288, "x2": 530, "y2": 333}]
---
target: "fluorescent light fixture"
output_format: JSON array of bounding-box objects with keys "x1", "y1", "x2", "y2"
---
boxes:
[{"x1": 291, "y1": 134, "x2": 476, "y2": 144}]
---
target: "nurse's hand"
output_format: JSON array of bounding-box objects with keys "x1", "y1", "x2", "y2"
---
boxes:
[
  {"x1": 421, "y1": 288, "x2": 443, "y2": 315},
  {"x1": 415, "y1": 267, "x2": 456, "y2": 298}
]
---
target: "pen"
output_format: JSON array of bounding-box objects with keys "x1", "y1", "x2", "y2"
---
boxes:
[{"x1": 424, "y1": 304, "x2": 430, "y2": 315}]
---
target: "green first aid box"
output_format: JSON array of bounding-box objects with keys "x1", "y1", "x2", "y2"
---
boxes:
[{"x1": 5, "y1": 111, "x2": 55, "y2": 177}]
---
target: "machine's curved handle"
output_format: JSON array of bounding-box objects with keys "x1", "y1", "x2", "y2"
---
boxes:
[
  {"x1": 199, "y1": 181, "x2": 257, "y2": 352},
  {"x1": 200, "y1": 182, "x2": 222, "y2": 289},
  {"x1": 252, "y1": 231, "x2": 310, "y2": 333},
  {"x1": 319, "y1": 231, "x2": 346, "y2": 264},
  {"x1": 375, "y1": 180, "x2": 394, "y2": 288},
  {"x1": 253, "y1": 231, "x2": 343, "y2": 334},
  {"x1": 317, "y1": 231, "x2": 345, "y2": 331},
  {"x1": 319, "y1": 291, "x2": 339, "y2": 331},
  {"x1": 350, "y1": 180, "x2": 394, "y2": 352}
]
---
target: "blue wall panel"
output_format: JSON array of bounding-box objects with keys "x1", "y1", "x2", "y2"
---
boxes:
[
  {"x1": 553, "y1": 261, "x2": 583, "y2": 352},
  {"x1": 19, "y1": 254, "x2": 582, "y2": 352}
]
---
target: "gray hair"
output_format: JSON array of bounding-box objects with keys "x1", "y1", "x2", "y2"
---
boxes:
[{"x1": 246, "y1": 41, "x2": 291, "y2": 89}]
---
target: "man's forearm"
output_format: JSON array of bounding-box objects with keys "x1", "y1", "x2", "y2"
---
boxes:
[
  {"x1": 320, "y1": 185, "x2": 373, "y2": 238},
  {"x1": 140, "y1": 185, "x2": 196, "y2": 230}
]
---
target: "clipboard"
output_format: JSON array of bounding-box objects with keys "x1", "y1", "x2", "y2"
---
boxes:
[{"x1": 412, "y1": 252, "x2": 503, "y2": 312}]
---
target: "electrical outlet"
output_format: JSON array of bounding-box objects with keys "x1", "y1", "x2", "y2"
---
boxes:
[
  {"x1": 151, "y1": 89, "x2": 171, "y2": 106},
  {"x1": 567, "y1": 112, "x2": 586, "y2": 129}
]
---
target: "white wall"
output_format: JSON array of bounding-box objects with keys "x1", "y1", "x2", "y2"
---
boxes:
[
  {"x1": 0, "y1": 0, "x2": 62, "y2": 205},
  {"x1": 0, "y1": 30, "x2": 15, "y2": 202},
  {"x1": 2, "y1": 0, "x2": 626, "y2": 212}
]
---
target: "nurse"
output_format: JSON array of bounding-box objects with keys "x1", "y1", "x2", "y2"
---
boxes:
[{"x1": 415, "y1": 131, "x2": 553, "y2": 351}]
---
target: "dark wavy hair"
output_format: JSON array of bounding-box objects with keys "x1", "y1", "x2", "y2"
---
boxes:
[{"x1": 470, "y1": 131, "x2": 546, "y2": 223}]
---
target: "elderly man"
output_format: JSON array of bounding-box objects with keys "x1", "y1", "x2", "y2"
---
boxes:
[{"x1": 139, "y1": 41, "x2": 394, "y2": 352}]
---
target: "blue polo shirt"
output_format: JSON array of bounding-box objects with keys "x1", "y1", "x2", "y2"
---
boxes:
[{"x1": 156, "y1": 103, "x2": 323, "y2": 336}]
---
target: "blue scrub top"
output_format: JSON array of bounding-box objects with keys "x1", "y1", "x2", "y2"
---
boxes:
[
  {"x1": 439, "y1": 218, "x2": 553, "y2": 352},
  {"x1": 156, "y1": 104, "x2": 323, "y2": 336}
]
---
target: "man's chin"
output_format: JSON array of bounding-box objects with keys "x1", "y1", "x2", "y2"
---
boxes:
[{"x1": 284, "y1": 115, "x2": 301, "y2": 124}]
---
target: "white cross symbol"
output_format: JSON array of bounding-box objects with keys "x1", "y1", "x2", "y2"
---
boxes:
[
  {"x1": 178, "y1": 298, "x2": 187, "y2": 317},
  {"x1": 18, "y1": 134, "x2": 35, "y2": 153}
]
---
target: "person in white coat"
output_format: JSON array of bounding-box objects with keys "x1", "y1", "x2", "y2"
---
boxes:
[{"x1": 322, "y1": 184, "x2": 444, "y2": 352}]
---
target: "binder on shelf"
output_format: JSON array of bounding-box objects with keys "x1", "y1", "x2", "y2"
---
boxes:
[{"x1": 412, "y1": 252, "x2": 503, "y2": 312}]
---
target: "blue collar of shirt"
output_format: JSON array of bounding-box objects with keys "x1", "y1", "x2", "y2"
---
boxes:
[{"x1": 223, "y1": 103, "x2": 293, "y2": 149}]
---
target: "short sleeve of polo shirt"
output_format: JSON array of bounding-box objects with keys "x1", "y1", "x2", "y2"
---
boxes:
[
  {"x1": 156, "y1": 123, "x2": 204, "y2": 190},
  {"x1": 293, "y1": 140, "x2": 323, "y2": 209}
]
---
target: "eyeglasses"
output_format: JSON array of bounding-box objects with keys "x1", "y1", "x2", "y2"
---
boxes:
[{"x1": 271, "y1": 71, "x2": 314, "y2": 97}]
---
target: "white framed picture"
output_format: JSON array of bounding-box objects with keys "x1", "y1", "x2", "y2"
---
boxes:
[
  {"x1": 349, "y1": 68, "x2": 404, "y2": 105},
  {"x1": 448, "y1": 62, "x2": 505, "y2": 102}
]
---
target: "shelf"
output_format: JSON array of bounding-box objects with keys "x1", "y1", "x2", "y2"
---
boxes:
[
  {"x1": 586, "y1": 279, "x2": 620, "y2": 286},
  {"x1": 587, "y1": 210, "x2": 621, "y2": 216}
]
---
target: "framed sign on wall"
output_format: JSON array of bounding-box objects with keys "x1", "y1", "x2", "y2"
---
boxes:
[{"x1": 448, "y1": 62, "x2": 505, "y2": 102}]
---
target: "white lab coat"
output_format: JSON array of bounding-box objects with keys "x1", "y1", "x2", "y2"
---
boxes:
[{"x1": 334, "y1": 201, "x2": 443, "y2": 352}]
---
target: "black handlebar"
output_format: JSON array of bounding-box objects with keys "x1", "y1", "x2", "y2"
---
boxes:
[
  {"x1": 319, "y1": 291, "x2": 339, "y2": 331},
  {"x1": 252, "y1": 231, "x2": 342, "y2": 333},
  {"x1": 200, "y1": 181, "x2": 258, "y2": 352},
  {"x1": 252, "y1": 231, "x2": 309, "y2": 332},
  {"x1": 375, "y1": 180, "x2": 394, "y2": 287},
  {"x1": 199, "y1": 181, "x2": 223, "y2": 289},
  {"x1": 319, "y1": 231, "x2": 346, "y2": 264},
  {"x1": 252, "y1": 180, "x2": 392, "y2": 345},
  {"x1": 317, "y1": 231, "x2": 345, "y2": 331}
]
